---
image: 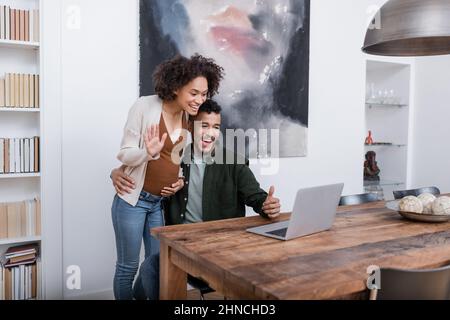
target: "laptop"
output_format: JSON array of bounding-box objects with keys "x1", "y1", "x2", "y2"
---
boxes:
[{"x1": 246, "y1": 183, "x2": 344, "y2": 241}]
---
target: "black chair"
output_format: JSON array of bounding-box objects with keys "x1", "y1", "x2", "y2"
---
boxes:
[
  {"x1": 188, "y1": 275, "x2": 214, "y2": 300},
  {"x1": 393, "y1": 186, "x2": 440, "y2": 200},
  {"x1": 370, "y1": 265, "x2": 450, "y2": 300},
  {"x1": 339, "y1": 193, "x2": 379, "y2": 206}
]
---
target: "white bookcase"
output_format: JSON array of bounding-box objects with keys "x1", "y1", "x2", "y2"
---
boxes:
[
  {"x1": 363, "y1": 56, "x2": 416, "y2": 200},
  {"x1": 1, "y1": 0, "x2": 71, "y2": 301},
  {"x1": 0, "y1": 0, "x2": 49, "y2": 300}
]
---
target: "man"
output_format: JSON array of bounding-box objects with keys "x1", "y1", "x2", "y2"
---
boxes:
[{"x1": 111, "y1": 99, "x2": 281, "y2": 298}]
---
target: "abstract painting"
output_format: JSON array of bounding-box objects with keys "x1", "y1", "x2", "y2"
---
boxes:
[{"x1": 140, "y1": 0, "x2": 310, "y2": 157}]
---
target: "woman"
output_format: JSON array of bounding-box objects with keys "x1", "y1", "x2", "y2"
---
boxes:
[{"x1": 112, "y1": 54, "x2": 224, "y2": 300}]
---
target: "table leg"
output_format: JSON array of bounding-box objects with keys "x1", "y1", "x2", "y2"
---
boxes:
[{"x1": 160, "y1": 242, "x2": 187, "y2": 300}]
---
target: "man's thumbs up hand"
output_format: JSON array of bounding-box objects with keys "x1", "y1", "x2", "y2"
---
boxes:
[{"x1": 262, "y1": 185, "x2": 281, "y2": 219}]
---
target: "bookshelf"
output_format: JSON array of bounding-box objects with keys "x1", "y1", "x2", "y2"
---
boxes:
[
  {"x1": 0, "y1": 0, "x2": 42, "y2": 300},
  {"x1": 363, "y1": 56, "x2": 415, "y2": 201}
]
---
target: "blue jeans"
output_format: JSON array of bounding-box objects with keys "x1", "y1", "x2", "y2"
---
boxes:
[{"x1": 111, "y1": 191, "x2": 164, "y2": 300}]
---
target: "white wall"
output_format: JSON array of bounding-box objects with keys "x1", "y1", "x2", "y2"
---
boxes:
[
  {"x1": 249, "y1": 0, "x2": 378, "y2": 212},
  {"x1": 411, "y1": 55, "x2": 450, "y2": 193},
  {"x1": 60, "y1": 0, "x2": 139, "y2": 298},
  {"x1": 57, "y1": 0, "x2": 384, "y2": 298}
]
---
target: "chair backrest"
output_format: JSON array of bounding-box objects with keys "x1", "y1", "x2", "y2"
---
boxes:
[
  {"x1": 393, "y1": 186, "x2": 440, "y2": 199},
  {"x1": 339, "y1": 193, "x2": 379, "y2": 206},
  {"x1": 376, "y1": 265, "x2": 450, "y2": 300}
]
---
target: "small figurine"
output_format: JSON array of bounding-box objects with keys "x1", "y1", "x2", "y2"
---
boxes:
[
  {"x1": 365, "y1": 130, "x2": 374, "y2": 145},
  {"x1": 364, "y1": 150, "x2": 380, "y2": 181}
]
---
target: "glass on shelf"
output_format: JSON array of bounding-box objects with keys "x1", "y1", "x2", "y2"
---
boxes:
[
  {"x1": 365, "y1": 85, "x2": 406, "y2": 107},
  {"x1": 366, "y1": 82, "x2": 376, "y2": 102}
]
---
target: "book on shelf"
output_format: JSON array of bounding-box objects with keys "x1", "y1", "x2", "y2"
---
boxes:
[
  {"x1": 0, "y1": 6, "x2": 39, "y2": 43},
  {"x1": 19, "y1": 10, "x2": 24, "y2": 41},
  {"x1": 24, "y1": 10, "x2": 28, "y2": 42},
  {"x1": 10, "y1": 8, "x2": 15, "y2": 40},
  {"x1": 15, "y1": 9, "x2": 19, "y2": 42},
  {"x1": 0, "y1": 259, "x2": 41, "y2": 300},
  {"x1": 0, "y1": 137, "x2": 40, "y2": 174},
  {"x1": 0, "y1": 139, "x2": 2, "y2": 174},
  {"x1": 0, "y1": 73, "x2": 39, "y2": 108},
  {"x1": 14, "y1": 138, "x2": 20, "y2": 172},
  {"x1": 0, "y1": 6, "x2": 4, "y2": 39},
  {"x1": 19, "y1": 73, "x2": 24, "y2": 107},
  {"x1": 5, "y1": 73, "x2": 11, "y2": 106},
  {"x1": 9, "y1": 253, "x2": 35, "y2": 264},
  {"x1": 14, "y1": 72, "x2": 19, "y2": 106},
  {"x1": 2, "y1": 243, "x2": 39, "y2": 265},
  {"x1": 0, "y1": 244, "x2": 40, "y2": 300},
  {"x1": 0, "y1": 78, "x2": 4, "y2": 107},
  {"x1": 0, "y1": 199, "x2": 41, "y2": 240}
]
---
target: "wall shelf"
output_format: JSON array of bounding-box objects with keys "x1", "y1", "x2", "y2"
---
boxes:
[
  {"x1": 0, "y1": 39, "x2": 39, "y2": 50},
  {"x1": 364, "y1": 179, "x2": 404, "y2": 187},
  {"x1": 0, "y1": 236, "x2": 41, "y2": 246},
  {"x1": 364, "y1": 59, "x2": 412, "y2": 201},
  {"x1": 365, "y1": 143, "x2": 407, "y2": 147},
  {"x1": 0, "y1": 173, "x2": 40, "y2": 179},
  {"x1": 0, "y1": 108, "x2": 40, "y2": 112},
  {"x1": 366, "y1": 103, "x2": 407, "y2": 108}
]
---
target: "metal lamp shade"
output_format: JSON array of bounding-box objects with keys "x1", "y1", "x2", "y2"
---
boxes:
[{"x1": 363, "y1": 0, "x2": 450, "y2": 56}]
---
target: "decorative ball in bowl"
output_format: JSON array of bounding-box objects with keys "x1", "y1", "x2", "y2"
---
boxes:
[{"x1": 385, "y1": 194, "x2": 450, "y2": 222}]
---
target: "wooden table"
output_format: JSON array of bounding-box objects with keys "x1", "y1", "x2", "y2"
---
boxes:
[{"x1": 152, "y1": 200, "x2": 450, "y2": 300}]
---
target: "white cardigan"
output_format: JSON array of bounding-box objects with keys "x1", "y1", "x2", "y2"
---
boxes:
[{"x1": 117, "y1": 95, "x2": 182, "y2": 206}]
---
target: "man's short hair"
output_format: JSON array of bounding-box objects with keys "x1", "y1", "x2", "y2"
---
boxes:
[{"x1": 198, "y1": 99, "x2": 222, "y2": 114}]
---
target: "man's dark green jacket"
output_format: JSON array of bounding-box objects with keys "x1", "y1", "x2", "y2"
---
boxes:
[{"x1": 164, "y1": 148, "x2": 268, "y2": 225}]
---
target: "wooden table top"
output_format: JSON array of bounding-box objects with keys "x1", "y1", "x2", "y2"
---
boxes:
[{"x1": 152, "y1": 200, "x2": 450, "y2": 299}]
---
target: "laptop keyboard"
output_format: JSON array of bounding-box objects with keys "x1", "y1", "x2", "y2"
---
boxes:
[{"x1": 266, "y1": 227, "x2": 288, "y2": 237}]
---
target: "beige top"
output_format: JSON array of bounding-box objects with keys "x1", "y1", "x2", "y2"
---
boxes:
[{"x1": 116, "y1": 95, "x2": 190, "y2": 206}]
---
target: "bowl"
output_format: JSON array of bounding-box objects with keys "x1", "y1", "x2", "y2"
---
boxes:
[{"x1": 385, "y1": 200, "x2": 450, "y2": 223}]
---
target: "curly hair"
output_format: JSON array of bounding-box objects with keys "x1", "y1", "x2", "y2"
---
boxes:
[
  {"x1": 198, "y1": 99, "x2": 222, "y2": 114},
  {"x1": 153, "y1": 54, "x2": 225, "y2": 101}
]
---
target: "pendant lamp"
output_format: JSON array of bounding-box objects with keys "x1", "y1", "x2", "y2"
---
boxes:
[{"x1": 362, "y1": 0, "x2": 450, "y2": 56}]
